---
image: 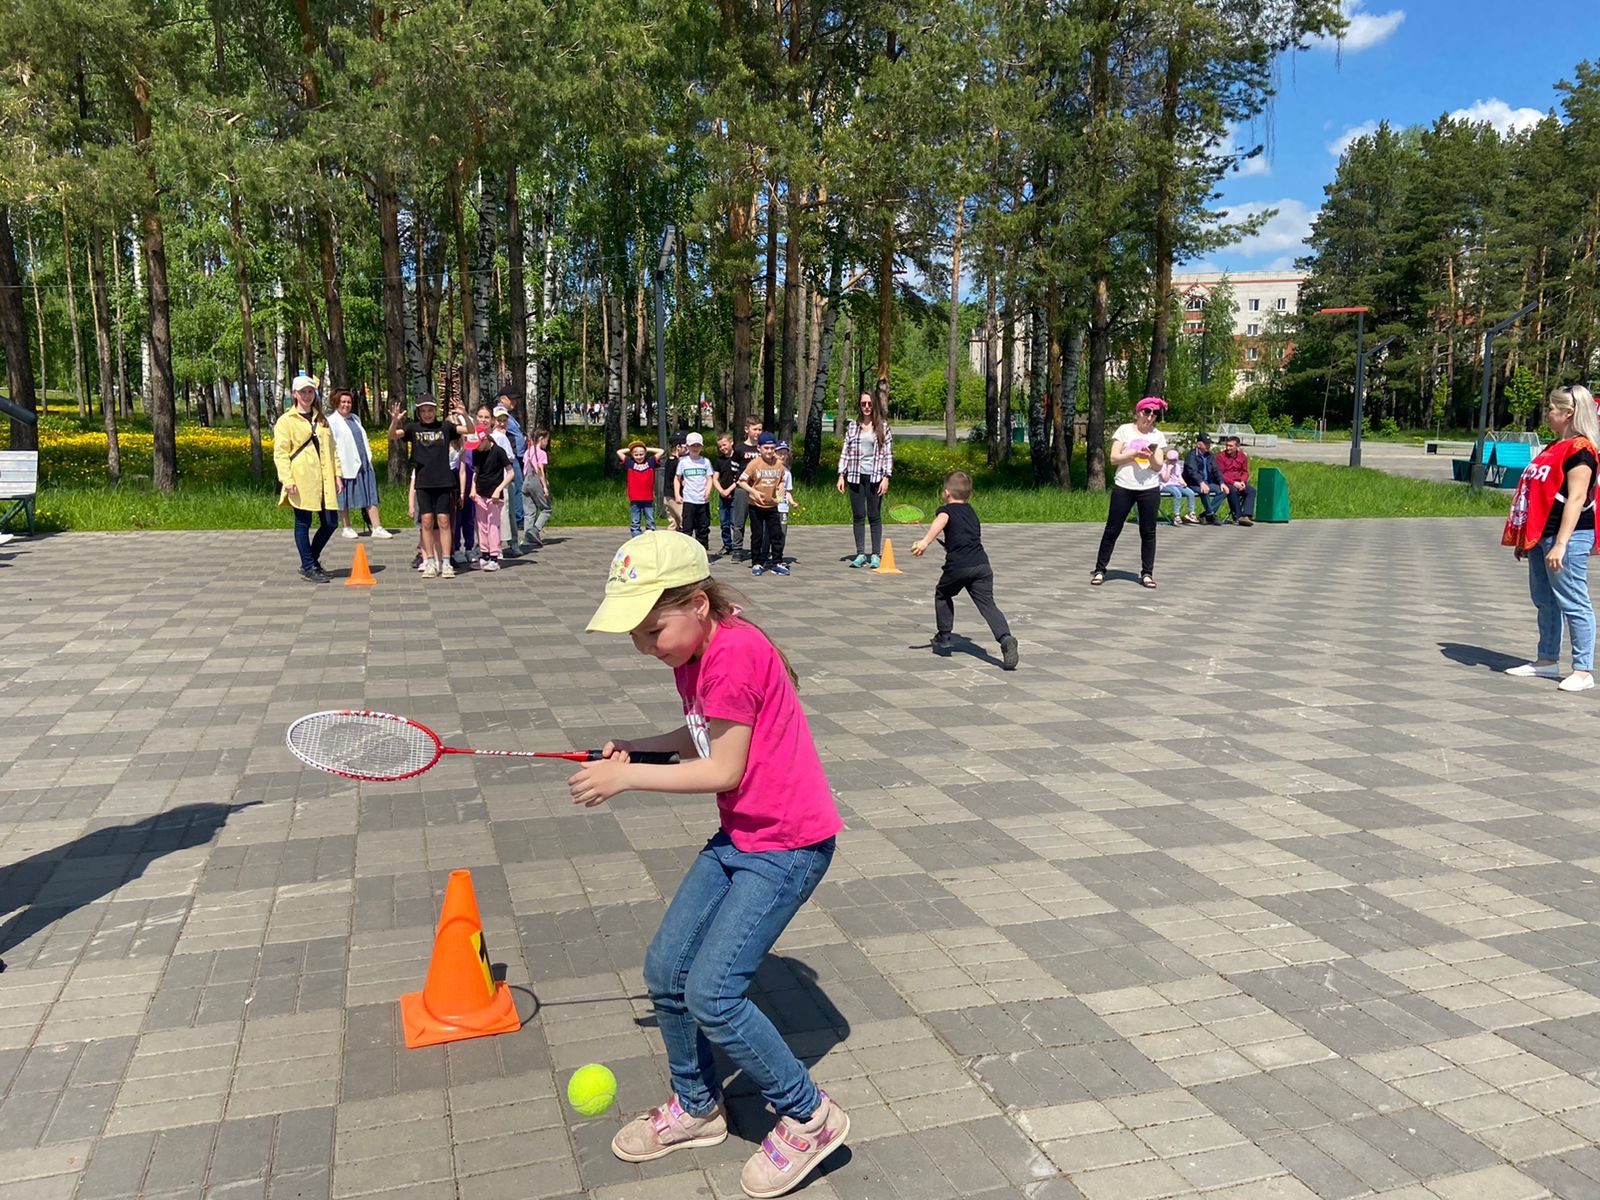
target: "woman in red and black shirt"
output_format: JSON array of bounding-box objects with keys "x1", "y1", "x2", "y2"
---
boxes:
[{"x1": 1504, "y1": 385, "x2": 1598, "y2": 692}]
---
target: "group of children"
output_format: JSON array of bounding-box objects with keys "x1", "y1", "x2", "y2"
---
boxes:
[
  {"x1": 621, "y1": 418, "x2": 798, "y2": 577},
  {"x1": 391, "y1": 394, "x2": 553, "y2": 578}
]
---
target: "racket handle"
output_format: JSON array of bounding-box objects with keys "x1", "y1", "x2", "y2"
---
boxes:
[{"x1": 584, "y1": 750, "x2": 680, "y2": 764}]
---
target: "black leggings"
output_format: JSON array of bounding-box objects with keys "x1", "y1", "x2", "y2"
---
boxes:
[
  {"x1": 847, "y1": 479, "x2": 884, "y2": 555},
  {"x1": 1095, "y1": 485, "x2": 1159, "y2": 577}
]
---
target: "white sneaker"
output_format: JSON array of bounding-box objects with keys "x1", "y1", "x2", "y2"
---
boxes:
[
  {"x1": 1506, "y1": 662, "x2": 1562, "y2": 679},
  {"x1": 440, "y1": 560, "x2": 456, "y2": 578},
  {"x1": 340, "y1": 527, "x2": 359, "y2": 539},
  {"x1": 1558, "y1": 673, "x2": 1595, "y2": 692},
  {"x1": 421, "y1": 562, "x2": 439, "y2": 578},
  {"x1": 372, "y1": 527, "x2": 394, "y2": 539},
  {"x1": 0, "y1": 533, "x2": 14, "y2": 546},
  {"x1": 482, "y1": 558, "x2": 500, "y2": 571}
]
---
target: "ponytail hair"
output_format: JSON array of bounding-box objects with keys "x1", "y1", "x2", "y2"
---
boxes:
[
  {"x1": 649, "y1": 577, "x2": 799, "y2": 687},
  {"x1": 1551, "y1": 384, "x2": 1599, "y2": 445}
]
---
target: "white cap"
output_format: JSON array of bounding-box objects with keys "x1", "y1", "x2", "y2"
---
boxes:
[
  {"x1": 685, "y1": 432, "x2": 704, "y2": 446},
  {"x1": 291, "y1": 374, "x2": 318, "y2": 393},
  {"x1": 493, "y1": 405, "x2": 510, "y2": 417}
]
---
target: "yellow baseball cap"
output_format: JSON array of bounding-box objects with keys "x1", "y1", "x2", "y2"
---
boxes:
[{"x1": 587, "y1": 532, "x2": 711, "y2": 633}]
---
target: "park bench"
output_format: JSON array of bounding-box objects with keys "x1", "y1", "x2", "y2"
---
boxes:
[
  {"x1": 1210, "y1": 423, "x2": 1279, "y2": 449},
  {"x1": 1287, "y1": 427, "x2": 1322, "y2": 441},
  {"x1": 0, "y1": 449, "x2": 37, "y2": 534},
  {"x1": 1426, "y1": 440, "x2": 1475, "y2": 455}
]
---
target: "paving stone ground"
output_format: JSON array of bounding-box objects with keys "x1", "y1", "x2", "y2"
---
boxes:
[{"x1": 2, "y1": 517, "x2": 1599, "y2": 1200}]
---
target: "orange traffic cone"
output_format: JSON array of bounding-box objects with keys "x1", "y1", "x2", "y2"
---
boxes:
[
  {"x1": 873, "y1": 538, "x2": 903, "y2": 575},
  {"x1": 400, "y1": 870, "x2": 521, "y2": 1048},
  {"x1": 346, "y1": 544, "x2": 376, "y2": 587}
]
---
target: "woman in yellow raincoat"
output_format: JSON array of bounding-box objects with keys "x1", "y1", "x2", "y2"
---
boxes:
[{"x1": 273, "y1": 374, "x2": 344, "y2": 582}]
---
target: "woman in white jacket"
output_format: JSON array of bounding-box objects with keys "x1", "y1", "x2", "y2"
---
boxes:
[{"x1": 327, "y1": 388, "x2": 391, "y2": 538}]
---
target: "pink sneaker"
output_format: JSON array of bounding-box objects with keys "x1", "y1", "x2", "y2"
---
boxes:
[
  {"x1": 610, "y1": 1095, "x2": 728, "y2": 1163},
  {"x1": 739, "y1": 1092, "x2": 850, "y2": 1198}
]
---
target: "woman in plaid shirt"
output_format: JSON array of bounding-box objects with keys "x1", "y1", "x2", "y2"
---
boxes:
[{"x1": 835, "y1": 389, "x2": 895, "y2": 568}]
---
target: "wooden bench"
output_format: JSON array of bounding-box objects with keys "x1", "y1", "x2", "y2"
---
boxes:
[{"x1": 0, "y1": 450, "x2": 37, "y2": 533}]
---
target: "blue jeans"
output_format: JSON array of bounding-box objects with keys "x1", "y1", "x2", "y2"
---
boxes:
[
  {"x1": 719, "y1": 494, "x2": 737, "y2": 550},
  {"x1": 292, "y1": 507, "x2": 337, "y2": 570},
  {"x1": 1160, "y1": 484, "x2": 1196, "y2": 517},
  {"x1": 643, "y1": 830, "x2": 834, "y2": 1121},
  {"x1": 511, "y1": 459, "x2": 526, "y2": 530},
  {"x1": 630, "y1": 499, "x2": 656, "y2": 537},
  {"x1": 1528, "y1": 530, "x2": 1596, "y2": 671}
]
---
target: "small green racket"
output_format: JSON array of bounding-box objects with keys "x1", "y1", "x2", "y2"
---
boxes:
[{"x1": 888, "y1": 503, "x2": 941, "y2": 547}]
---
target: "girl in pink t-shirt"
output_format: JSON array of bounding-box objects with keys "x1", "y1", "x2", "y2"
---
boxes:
[{"x1": 570, "y1": 532, "x2": 848, "y2": 1199}]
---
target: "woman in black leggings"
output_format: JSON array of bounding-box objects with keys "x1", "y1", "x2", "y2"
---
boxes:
[
  {"x1": 836, "y1": 389, "x2": 894, "y2": 568},
  {"x1": 1091, "y1": 397, "x2": 1168, "y2": 589}
]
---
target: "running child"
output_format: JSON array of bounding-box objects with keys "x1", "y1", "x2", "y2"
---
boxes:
[
  {"x1": 570, "y1": 531, "x2": 848, "y2": 1199},
  {"x1": 739, "y1": 434, "x2": 789, "y2": 576},
  {"x1": 617, "y1": 439, "x2": 665, "y2": 536},
  {"x1": 911, "y1": 470, "x2": 1020, "y2": 671}
]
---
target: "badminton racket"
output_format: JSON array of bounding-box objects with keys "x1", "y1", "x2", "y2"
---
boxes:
[
  {"x1": 286, "y1": 710, "x2": 679, "y2": 782},
  {"x1": 888, "y1": 502, "x2": 941, "y2": 547}
]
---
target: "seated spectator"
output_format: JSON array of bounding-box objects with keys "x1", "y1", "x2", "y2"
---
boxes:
[
  {"x1": 1183, "y1": 434, "x2": 1226, "y2": 524},
  {"x1": 1218, "y1": 435, "x2": 1257, "y2": 526},
  {"x1": 1159, "y1": 450, "x2": 1198, "y2": 524}
]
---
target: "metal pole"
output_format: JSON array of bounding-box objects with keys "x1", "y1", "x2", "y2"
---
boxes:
[
  {"x1": 1471, "y1": 301, "x2": 1536, "y2": 490},
  {"x1": 1350, "y1": 311, "x2": 1365, "y2": 468},
  {"x1": 653, "y1": 226, "x2": 674, "y2": 516}
]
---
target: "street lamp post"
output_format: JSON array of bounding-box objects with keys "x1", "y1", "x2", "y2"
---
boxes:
[
  {"x1": 653, "y1": 224, "x2": 675, "y2": 514},
  {"x1": 1470, "y1": 300, "x2": 1538, "y2": 490},
  {"x1": 1318, "y1": 307, "x2": 1371, "y2": 468}
]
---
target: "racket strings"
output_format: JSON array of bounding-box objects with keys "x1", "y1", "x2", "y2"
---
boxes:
[{"x1": 287, "y1": 712, "x2": 436, "y2": 779}]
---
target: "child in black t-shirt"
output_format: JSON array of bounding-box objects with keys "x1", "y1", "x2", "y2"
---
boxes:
[{"x1": 911, "y1": 471, "x2": 1019, "y2": 671}]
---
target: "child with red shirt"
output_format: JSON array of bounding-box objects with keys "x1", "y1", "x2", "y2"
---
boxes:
[
  {"x1": 616, "y1": 439, "x2": 664, "y2": 536},
  {"x1": 570, "y1": 531, "x2": 849, "y2": 1199}
]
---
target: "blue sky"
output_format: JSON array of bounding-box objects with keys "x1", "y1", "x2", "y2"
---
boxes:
[{"x1": 1197, "y1": 0, "x2": 1600, "y2": 274}]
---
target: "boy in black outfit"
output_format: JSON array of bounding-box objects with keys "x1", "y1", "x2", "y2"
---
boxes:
[
  {"x1": 911, "y1": 470, "x2": 1019, "y2": 670},
  {"x1": 712, "y1": 433, "x2": 741, "y2": 557}
]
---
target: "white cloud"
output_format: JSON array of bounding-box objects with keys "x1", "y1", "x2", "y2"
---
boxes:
[
  {"x1": 1448, "y1": 98, "x2": 1545, "y2": 134},
  {"x1": 1326, "y1": 120, "x2": 1378, "y2": 158},
  {"x1": 1313, "y1": 0, "x2": 1405, "y2": 52},
  {"x1": 1219, "y1": 199, "x2": 1317, "y2": 262}
]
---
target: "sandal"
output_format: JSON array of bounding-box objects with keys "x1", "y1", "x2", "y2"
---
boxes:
[
  {"x1": 1089, "y1": 569, "x2": 1105, "y2": 587},
  {"x1": 1140, "y1": 574, "x2": 1157, "y2": 589}
]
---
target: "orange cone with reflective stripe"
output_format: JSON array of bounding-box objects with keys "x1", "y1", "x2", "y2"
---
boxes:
[
  {"x1": 400, "y1": 869, "x2": 521, "y2": 1048},
  {"x1": 873, "y1": 538, "x2": 903, "y2": 575},
  {"x1": 346, "y1": 544, "x2": 376, "y2": 587}
]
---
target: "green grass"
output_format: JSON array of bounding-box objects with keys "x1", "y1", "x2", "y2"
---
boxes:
[{"x1": 14, "y1": 421, "x2": 1508, "y2": 532}]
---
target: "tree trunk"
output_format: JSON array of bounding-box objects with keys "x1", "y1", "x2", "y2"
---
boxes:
[
  {"x1": 1086, "y1": 276, "x2": 1110, "y2": 490},
  {"x1": 1144, "y1": 43, "x2": 1183, "y2": 398},
  {"x1": 473, "y1": 172, "x2": 495, "y2": 391},
  {"x1": 762, "y1": 182, "x2": 778, "y2": 429},
  {"x1": 449, "y1": 168, "x2": 481, "y2": 413},
  {"x1": 1029, "y1": 299, "x2": 1050, "y2": 484},
  {"x1": 802, "y1": 250, "x2": 842, "y2": 483},
  {"x1": 634, "y1": 264, "x2": 647, "y2": 422},
  {"x1": 835, "y1": 306, "x2": 851, "y2": 437},
  {"x1": 1061, "y1": 324, "x2": 1083, "y2": 483},
  {"x1": 0, "y1": 206, "x2": 39, "y2": 450},
  {"x1": 133, "y1": 86, "x2": 178, "y2": 491},
  {"x1": 112, "y1": 228, "x2": 129, "y2": 417},
  {"x1": 227, "y1": 194, "x2": 263, "y2": 480},
  {"x1": 945, "y1": 198, "x2": 963, "y2": 449},
  {"x1": 507, "y1": 165, "x2": 527, "y2": 426},
  {"x1": 984, "y1": 264, "x2": 999, "y2": 464},
  {"x1": 780, "y1": 186, "x2": 802, "y2": 440},
  {"x1": 25, "y1": 214, "x2": 47, "y2": 413},
  {"x1": 877, "y1": 226, "x2": 894, "y2": 383},
  {"x1": 61, "y1": 205, "x2": 88, "y2": 417},
  {"x1": 605, "y1": 290, "x2": 625, "y2": 470},
  {"x1": 375, "y1": 178, "x2": 407, "y2": 483},
  {"x1": 87, "y1": 225, "x2": 121, "y2": 481},
  {"x1": 730, "y1": 193, "x2": 755, "y2": 433},
  {"x1": 999, "y1": 291, "x2": 1015, "y2": 464},
  {"x1": 315, "y1": 208, "x2": 348, "y2": 386}
]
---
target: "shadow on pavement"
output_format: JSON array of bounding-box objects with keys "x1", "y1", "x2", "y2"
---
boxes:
[
  {"x1": 1439, "y1": 641, "x2": 1522, "y2": 673},
  {"x1": 0, "y1": 800, "x2": 260, "y2": 972}
]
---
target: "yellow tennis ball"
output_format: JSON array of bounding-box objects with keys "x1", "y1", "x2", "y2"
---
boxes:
[{"x1": 567, "y1": 1063, "x2": 617, "y2": 1117}]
